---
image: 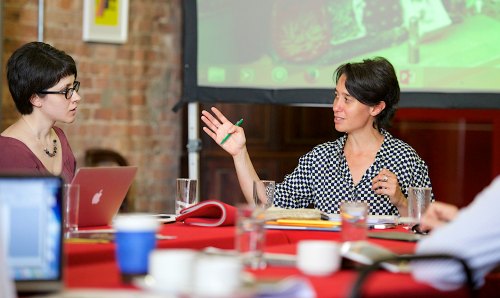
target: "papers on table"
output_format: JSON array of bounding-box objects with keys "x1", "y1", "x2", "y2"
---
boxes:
[
  {"x1": 327, "y1": 214, "x2": 398, "y2": 225},
  {"x1": 265, "y1": 214, "x2": 399, "y2": 231},
  {"x1": 341, "y1": 241, "x2": 410, "y2": 273},
  {"x1": 68, "y1": 229, "x2": 176, "y2": 243},
  {"x1": 368, "y1": 231, "x2": 424, "y2": 242},
  {"x1": 264, "y1": 207, "x2": 324, "y2": 221},
  {"x1": 31, "y1": 289, "x2": 166, "y2": 298}
]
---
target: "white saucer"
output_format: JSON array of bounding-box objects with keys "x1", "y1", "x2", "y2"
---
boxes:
[
  {"x1": 133, "y1": 274, "x2": 256, "y2": 298},
  {"x1": 133, "y1": 275, "x2": 185, "y2": 296}
]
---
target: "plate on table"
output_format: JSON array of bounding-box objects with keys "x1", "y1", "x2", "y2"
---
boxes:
[
  {"x1": 133, "y1": 273, "x2": 256, "y2": 298},
  {"x1": 31, "y1": 289, "x2": 168, "y2": 298},
  {"x1": 133, "y1": 275, "x2": 187, "y2": 296}
]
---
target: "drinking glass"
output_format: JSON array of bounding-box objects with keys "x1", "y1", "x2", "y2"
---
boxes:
[
  {"x1": 63, "y1": 184, "x2": 79, "y2": 239},
  {"x1": 340, "y1": 201, "x2": 368, "y2": 242},
  {"x1": 175, "y1": 178, "x2": 197, "y2": 215},
  {"x1": 253, "y1": 180, "x2": 275, "y2": 209},
  {"x1": 407, "y1": 187, "x2": 432, "y2": 227},
  {"x1": 235, "y1": 204, "x2": 266, "y2": 269}
]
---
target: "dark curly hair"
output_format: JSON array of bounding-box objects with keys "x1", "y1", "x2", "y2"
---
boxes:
[{"x1": 334, "y1": 57, "x2": 400, "y2": 130}]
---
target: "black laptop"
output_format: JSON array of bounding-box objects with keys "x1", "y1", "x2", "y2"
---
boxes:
[{"x1": 0, "y1": 175, "x2": 64, "y2": 294}]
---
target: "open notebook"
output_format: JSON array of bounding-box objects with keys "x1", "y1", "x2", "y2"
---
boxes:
[{"x1": 0, "y1": 175, "x2": 64, "y2": 295}]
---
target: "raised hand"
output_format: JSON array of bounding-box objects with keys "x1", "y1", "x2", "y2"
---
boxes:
[{"x1": 201, "y1": 107, "x2": 246, "y2": 156}]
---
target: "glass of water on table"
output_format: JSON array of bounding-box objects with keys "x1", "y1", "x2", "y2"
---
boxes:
[
  {"x1": 175, "y1": 178, "x2": 197, "y2": 215},
  {"x1": 340, "y1": 201, "x2": 368, "y2": 242}
]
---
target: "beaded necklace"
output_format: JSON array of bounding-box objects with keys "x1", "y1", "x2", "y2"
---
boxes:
[{"x1": 22, "y1": 117, "x2": 57, "y2": 158}]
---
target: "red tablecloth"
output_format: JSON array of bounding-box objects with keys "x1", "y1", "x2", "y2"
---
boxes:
[
  {"x1": 279, "y1": 226, "x2": 417, "y2": 254},
  {"x1": 254, "y1": 242, "x2": 468, "y2": 298},
  {"x1": 65, "y1": 222, "x2": 289, "y2": 288},
  {"x1": 68, "y1": 222, "x2": 289, "y2": 265},
  {"x1": 64, "y1": 223, "x2": 489, "y2": 297}
]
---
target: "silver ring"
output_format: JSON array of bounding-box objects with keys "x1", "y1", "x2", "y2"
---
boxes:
[{"x1": 383, "y1": 175, "x2": 388, "y2": 182}]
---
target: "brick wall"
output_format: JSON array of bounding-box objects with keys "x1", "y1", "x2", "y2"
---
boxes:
[{"x1": 1, "y1": 0, "x2": 183, "y2": 213}]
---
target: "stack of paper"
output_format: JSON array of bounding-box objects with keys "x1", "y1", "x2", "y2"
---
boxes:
[
  {"x1": 264, "y1": 207, "x2": 325, "y2": 221},
  {"x1": 265, "y1": 213, "x2": 398, "y2": 231},
  {"x1": 341, "y1": 241, "x2": 410, "y2": 273}
]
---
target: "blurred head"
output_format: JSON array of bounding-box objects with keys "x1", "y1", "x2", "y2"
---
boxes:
[
  {"x1": 7, "y1": 41, "x2": 77, "y2": 115},
  {"x1": 333, "y1": 57, "x2": 400, "y2": 130}
]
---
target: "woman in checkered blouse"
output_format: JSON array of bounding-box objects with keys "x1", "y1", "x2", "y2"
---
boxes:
[{"x1": 201, "y1": 57, "x2": 432, "y2": 216}]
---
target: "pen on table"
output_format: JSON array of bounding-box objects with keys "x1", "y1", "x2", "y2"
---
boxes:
[{"x1": 220, "y1": 118, "x2": 243, "y2": 145}]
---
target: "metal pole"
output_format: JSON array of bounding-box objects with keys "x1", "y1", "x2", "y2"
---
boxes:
[
  {"x1": 38, "y1": 0, "x2": 44, "y2": 42},
  {"x1": 187, "y1": 102, "x2": 201, "y2": 201}
]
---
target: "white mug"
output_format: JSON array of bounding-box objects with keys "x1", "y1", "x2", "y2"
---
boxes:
[
  {"x1": 148, "y1": 249, "x2": 198, "y2": 294},
  {"x1": 193, "y1": 255, "x2": 243, "y2": 297},
  {"x1": 297, "y1": 240, "x2": 341, "y2": 276}
]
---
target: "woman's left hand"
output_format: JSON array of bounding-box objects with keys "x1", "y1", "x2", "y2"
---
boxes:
[{"x1": 372, "y1": 168, "x2": 407, "y2": 214}]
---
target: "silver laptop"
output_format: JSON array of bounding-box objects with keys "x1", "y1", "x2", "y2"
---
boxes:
[
  {"x1": 0, "y1": 175, "x2": 64, "y2": 294},
  {"x1": 71, "y1": 166, "x2": 137, "y2": 227}
]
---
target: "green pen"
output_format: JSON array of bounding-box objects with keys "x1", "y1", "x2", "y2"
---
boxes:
[{"x1": 220, "y1": 118, "x2": 243, "y2": 145}]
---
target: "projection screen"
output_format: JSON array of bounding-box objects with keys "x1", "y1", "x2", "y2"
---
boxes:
[{"x1": 180, "y1": 0, "x2": 500, "y2": 109}]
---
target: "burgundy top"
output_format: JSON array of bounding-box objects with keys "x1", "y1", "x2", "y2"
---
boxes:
[{"x1": 0, "y1": 126, "x2": 76, "y2": 182}]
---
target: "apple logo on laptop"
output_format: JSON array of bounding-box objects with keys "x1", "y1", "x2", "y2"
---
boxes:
[{"x1": 91, "y1": 189, "x2": 103, "y2": 205}]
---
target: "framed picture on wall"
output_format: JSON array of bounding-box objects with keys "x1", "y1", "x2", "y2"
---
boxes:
[{"x1": 83, "y1": 0, "x2": 129, "y2": 44}]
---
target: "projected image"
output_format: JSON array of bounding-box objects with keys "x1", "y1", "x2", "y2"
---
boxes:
[{"x1": 198, "y1": 0, "x2": 500, "y2": 93}]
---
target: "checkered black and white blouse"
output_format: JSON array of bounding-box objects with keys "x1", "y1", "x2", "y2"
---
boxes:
[{"x1": 273, "y1": 129, "x2": 432, "y2": 216}]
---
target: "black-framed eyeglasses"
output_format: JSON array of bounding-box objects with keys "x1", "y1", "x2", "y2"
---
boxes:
[{"x1": 38, "y1": 81, "x2": 80, "y2": 99}]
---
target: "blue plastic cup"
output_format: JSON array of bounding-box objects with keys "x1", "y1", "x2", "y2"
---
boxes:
[{"x1": 113, "y1": 214, "x2": 159, "y2": 283}]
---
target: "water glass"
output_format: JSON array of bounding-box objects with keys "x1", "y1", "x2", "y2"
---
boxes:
[
  {"x1": 235, "y1": 204, "x2": 266, "y2": 269},
  {"x1": 407, "y1": 187, "x2": 432, "y2": 226},
  {"x1": 175, "y1": 178, "x2": 197, "y2": 215},
  {"x1": 63, "y1": 184, "x2": 80, "y2": 239},
  {"x1": 340, "y1": 201, "x2": 368, "y2": 242},
  {"x1": 253, "y1": 180, "x2": 275, "y2": 209}
]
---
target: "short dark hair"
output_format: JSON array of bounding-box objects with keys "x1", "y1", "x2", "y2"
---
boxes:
[
  {"x1": 7, "y1": 42, "x2": 77, "y2": 115},
  {"x1": 334, "y1": 57, "x2": 400, "y2": 130}
]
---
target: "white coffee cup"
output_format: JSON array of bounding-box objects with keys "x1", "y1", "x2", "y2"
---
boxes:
[
  {"x1": 193, "y1": 255, "x2": 243, "y2": 297},
  {"x1": 148, "y1": 249, "x2": 198, "y2": 294},
  {"x1": 297, "y1": 240, "x2": 341, "y2": 276}
]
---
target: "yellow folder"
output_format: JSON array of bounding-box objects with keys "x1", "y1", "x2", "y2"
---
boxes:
[{"x1": 267, "y1": 219, "x2": 339, "y2": 228}]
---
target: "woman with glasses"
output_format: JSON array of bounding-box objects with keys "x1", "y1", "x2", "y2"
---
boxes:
[{"x1": 0, "y1": 42, "x2": 81, "y2": 182}]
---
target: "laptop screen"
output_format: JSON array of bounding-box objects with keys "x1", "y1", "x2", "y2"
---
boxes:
[{"x1": 0, "y1": 175, "x2": 63, "y2": 292}]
